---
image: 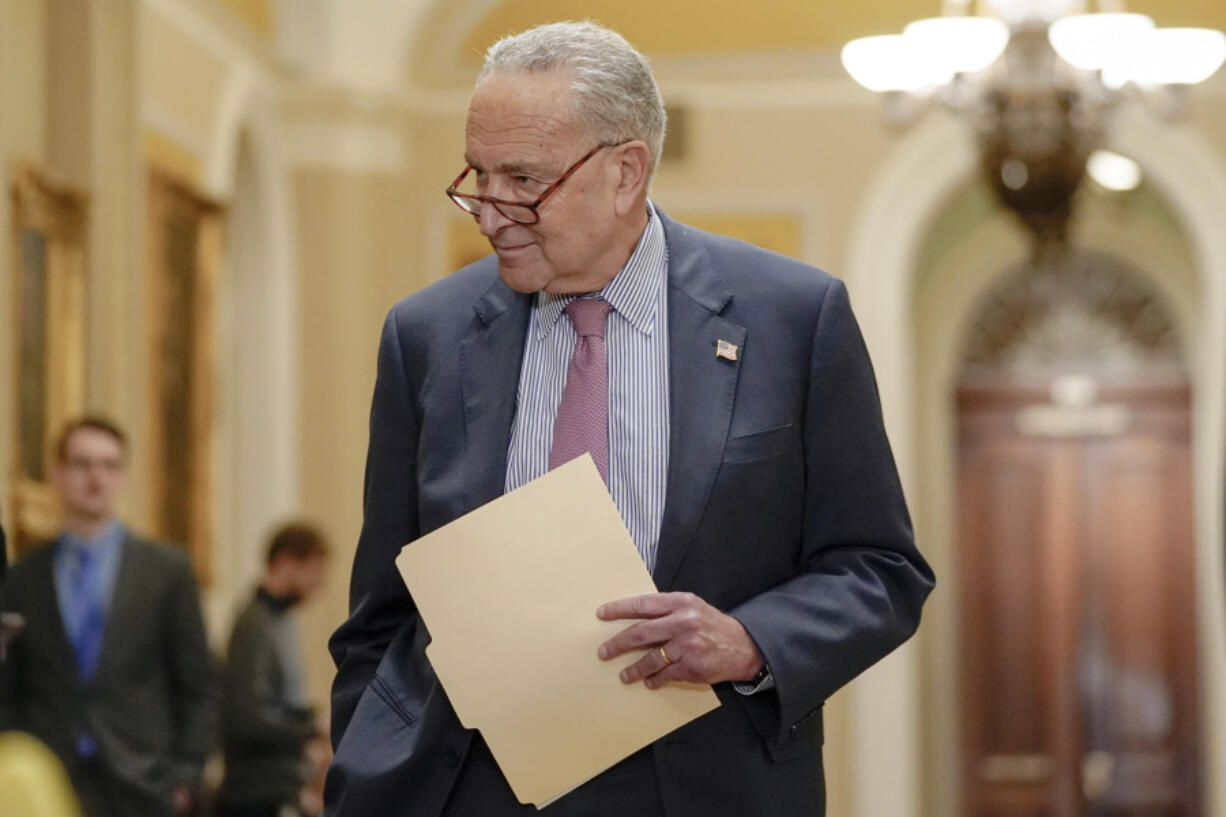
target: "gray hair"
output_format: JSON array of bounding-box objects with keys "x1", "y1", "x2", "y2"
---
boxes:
[{"x1": 477, "y1": 21, "x2": 668, "y2": 176}]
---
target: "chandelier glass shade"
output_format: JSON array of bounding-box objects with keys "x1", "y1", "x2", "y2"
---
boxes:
[
  {"x1": 841, "y1": 34, "x2": 932, "y2": 91},
  {"x1": 902, "y1": 17, "x2": 1012, "y2": 80},
  {"x1": 1045, "y1": 12, "x2": 1154, "y2": 72},
  {"x1": 842, "y1": 3, "x2": 1226, "y2": 249},
  {"x1": 1133, "y1": 28, "x2": 1226, "y2": 85}
]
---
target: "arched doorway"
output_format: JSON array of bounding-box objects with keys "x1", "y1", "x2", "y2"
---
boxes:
[
  {"x1": 849, "y1": 112, "x2": 1226, "y2": 817},
  {"x1": 955, "y1": 251, "x2": 1200, "y2": 817}
]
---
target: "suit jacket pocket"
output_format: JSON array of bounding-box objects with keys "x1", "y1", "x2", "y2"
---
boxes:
[
  {"x1": 369, "y1": 675, "x2": 417, "y2": 727},
  {"x1": 722, "y1": 423, "x2": 798, "y2": 465},
  {"x1": 732, "y1": 686, "x2": 823, "y2": 763},
  {"x1": 769, "y1": 706, "x2": 823, "y2": 762}
]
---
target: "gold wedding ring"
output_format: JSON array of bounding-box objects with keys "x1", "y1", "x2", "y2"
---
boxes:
[{"x1": 658, "y1": 645, "x2": 674, "y2": 666}]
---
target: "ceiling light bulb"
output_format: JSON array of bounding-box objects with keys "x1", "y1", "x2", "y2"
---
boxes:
[
  {"x1": 1001, "y1": 159, "x2": 1029, "y2": 190},
  {"x1": 1087, "y1": 150, "x2": 1142, "y2": 191}
]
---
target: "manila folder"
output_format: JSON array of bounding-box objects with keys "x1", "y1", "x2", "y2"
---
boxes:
[{"x1": 395, "y1": 454, "x2": 721, "y2": 808}]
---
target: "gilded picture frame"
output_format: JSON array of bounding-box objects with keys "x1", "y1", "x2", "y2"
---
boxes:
[{"x1": 9, "y1": 165, "x2": 88, "y2": 554}]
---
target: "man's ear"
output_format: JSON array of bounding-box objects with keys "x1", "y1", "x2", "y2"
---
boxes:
[{"x1": 612, "y1": 141, "x2": 652, "y2": 215}]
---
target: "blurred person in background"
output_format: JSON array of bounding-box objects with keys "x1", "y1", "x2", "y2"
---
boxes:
[
  {"x1": 0, "y1": 416, "x2": 217, "y2": 817},
  {"x1": 1, "y1": 510, "x2": 23, "y2": 667},
  {"x1": 0, "y1": 509, "x2": 79, "y2": 817},
  {"x1": 0, "y1": 511, "x2": 12, "y2": 660},
  {"x1": 220, "y1": 523, "x2": 330, "y2": 817}
]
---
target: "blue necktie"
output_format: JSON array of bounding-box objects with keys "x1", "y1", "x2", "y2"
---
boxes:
[{"x1": 69, "y1": 546, "x2": 106, "y2": 682}]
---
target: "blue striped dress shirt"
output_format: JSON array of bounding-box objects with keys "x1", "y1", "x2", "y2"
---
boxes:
[{"x1": 504, "y1": 204, "x2": 670, "y2": 573}]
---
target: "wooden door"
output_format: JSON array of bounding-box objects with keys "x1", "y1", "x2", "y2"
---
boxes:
[{"x1": 957, "y1": 381, "x2": 1199, "y2": 817}]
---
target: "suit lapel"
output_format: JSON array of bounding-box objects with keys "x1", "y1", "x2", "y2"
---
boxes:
[
  {"x1": 653, "y1": 214, "x2": 746, "y2": 589},
  {"x1": 459, "y1": 276, "x2": 532, "y2": 513},
  {"x1": 454, "y1": 218, "x2": 744, "y2": 586},
  {"x1": 33, "y1": 543, "x2": 80, "y2": 678}
]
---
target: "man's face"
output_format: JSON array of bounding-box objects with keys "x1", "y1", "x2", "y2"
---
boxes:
[
  {"x1": 294, "y1": 555, "x2": 328, "y2": 600},
  {"x1": 280, "y1": 555, "x2": 328, "y2": 604},
  {"x1": 464, "y1": 70, "x2": 622, "y2": 294},
  {"x1": 53, "y1": 429, "x2": 127, "y2": 522}
]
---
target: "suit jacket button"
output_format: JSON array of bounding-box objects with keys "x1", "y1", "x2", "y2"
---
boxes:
[{"x1": 444, "y1": 748, "x2": 462, "y2": 768}]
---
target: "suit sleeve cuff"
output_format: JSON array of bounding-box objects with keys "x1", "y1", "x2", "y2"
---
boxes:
[{"x1": 733, "y1": 665, "x2": 775, "y2": 695}]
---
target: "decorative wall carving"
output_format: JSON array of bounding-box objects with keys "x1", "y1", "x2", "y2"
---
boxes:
[{"x1": 960, "y1": 249, "x2": 1183, "y2": 380}]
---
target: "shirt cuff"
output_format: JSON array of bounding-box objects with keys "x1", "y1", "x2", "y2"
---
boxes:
[{"x1": 732, "y1": 666, "x2": 775, "y2": 695}]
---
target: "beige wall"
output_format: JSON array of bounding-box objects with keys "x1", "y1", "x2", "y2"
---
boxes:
[{"x1": 292, "y1": 167, "x2": 427, "y2": 703}]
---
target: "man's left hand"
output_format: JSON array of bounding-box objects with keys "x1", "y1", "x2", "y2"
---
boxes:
[{"x1": 596, "y1": 592, "x2": 763, "y2": 689}]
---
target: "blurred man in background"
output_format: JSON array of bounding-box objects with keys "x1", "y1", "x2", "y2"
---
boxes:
[
  {"x1": 0, "y1": 416, "x2": 217, "y2": 817},
  {"x1": 221, "y1": 523, "x2": 330, "y2": 817},
  {"x1": 0, "y1": 512, "x2": 11, "y2": 659}
]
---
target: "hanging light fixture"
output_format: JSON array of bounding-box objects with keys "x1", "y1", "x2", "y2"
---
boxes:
[{"x1": 841, "y1": 0, "x2": 1226, "y2": 250}]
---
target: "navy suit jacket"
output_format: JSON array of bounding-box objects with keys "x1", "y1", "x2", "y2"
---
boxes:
[{"x1": 325, "y1": 211, "x2": 934, "y2": 816}]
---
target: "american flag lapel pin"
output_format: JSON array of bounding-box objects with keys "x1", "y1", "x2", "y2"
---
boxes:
[{"x1": 716, "y1": 339, "x2": 739, "y2": 361}]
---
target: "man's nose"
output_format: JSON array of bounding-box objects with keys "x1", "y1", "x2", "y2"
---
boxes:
[{"x1": 477, "y1": 203, "x2": 513, "y2": 237}]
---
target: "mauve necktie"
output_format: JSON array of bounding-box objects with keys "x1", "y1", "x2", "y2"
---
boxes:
[{"x1": 550, "y1": 297, "x2": 613, "y2": 482}]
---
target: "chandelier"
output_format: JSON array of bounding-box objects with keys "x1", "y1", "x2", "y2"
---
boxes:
[{"x1": 841, "y1": 0, "x2": 1226, "y2": 250}]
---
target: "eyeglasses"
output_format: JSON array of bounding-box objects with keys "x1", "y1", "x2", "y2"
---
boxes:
[
  {"x1": 63, "y1": 456, "x2": 124, "y2": 473},
  {"x1": 445, "y1": 143, "x2": 615, "y2": 225}
]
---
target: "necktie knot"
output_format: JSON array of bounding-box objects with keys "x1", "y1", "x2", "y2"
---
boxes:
[
  {"x1": 72, "y1": 544, "x2": 97, "y2": 571},
  {"x1": 564, "y1": 298, "x2": 611, "y2": 339}
]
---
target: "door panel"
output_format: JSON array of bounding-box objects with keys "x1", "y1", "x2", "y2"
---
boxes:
[
  {"x1": 957, "y1": 385, "x2": 1199, "y2": 817},
  {"x1": 1081, "y1": 431, "x2": 1199, "y2": 817}
]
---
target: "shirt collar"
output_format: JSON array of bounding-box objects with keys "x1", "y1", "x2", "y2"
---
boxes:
[
  {"x1": 534, "y1": 201, "x2": 668, "y2": 339},
  {"x1": 256, "y1": 586, "x2": 297, "y2": 615},
  {"x1": 61, "y1": 519, "x2": 125, "y2": 556}
]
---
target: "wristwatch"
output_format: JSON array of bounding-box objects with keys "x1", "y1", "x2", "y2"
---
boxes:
[{"x1": 733, "y1": 663, "x2": 774, "y2": 695}]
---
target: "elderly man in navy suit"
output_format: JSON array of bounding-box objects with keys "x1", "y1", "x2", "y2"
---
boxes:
[{"x1": 325, "y1": 20, "x2": 934, "y2": 817}]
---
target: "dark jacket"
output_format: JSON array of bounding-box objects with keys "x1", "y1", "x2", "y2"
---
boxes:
[
  {"x1": 324, "y1": 211, "x2": 934, "y2": 816},
  {"x1": 0, "y1": 532, "x2": 217, "y2": 811},
  {"x1": 221, "y1": 588, "x2": 316, "y2": 805}
]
